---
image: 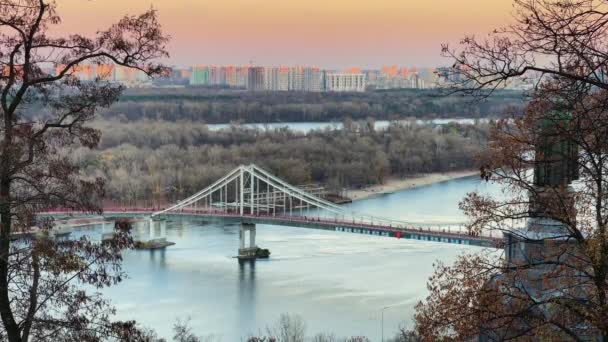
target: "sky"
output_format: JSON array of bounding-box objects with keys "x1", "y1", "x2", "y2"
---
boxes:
[{"x1": 56, "y1": 0, "x2": 514, "y2": 69}]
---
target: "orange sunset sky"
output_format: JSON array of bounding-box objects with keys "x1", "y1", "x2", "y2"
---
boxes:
[{"x1": 56, "y1": 0, "x2": 514, "y2": 69}]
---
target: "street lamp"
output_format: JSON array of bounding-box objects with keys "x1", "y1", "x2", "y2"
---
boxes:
[
  {"x1": 381, "y1": 303, "x2": 407, "y2": 342},
  {"x1": 381, "y1": 305, "x2": 391, "y2": 342}
]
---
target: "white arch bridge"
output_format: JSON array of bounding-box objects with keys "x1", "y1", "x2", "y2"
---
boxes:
[{"x1": 46, "y1": 164, "x2": 501, "y2": 257}]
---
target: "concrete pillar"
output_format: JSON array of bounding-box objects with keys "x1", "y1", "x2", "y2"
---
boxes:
[
  {"x1": 239, "y1": 223, "x2": 256, "y2": 257},
  {"x1": 239, "y1": 225, "x2": 245, "y2": 250},
  {"x1": 250, "y1": 226, "x2": 256, "y2": 248},
  {"x1": 160, "y1": 220, "x2": 166, "y2": 239},
  {"x1": 148, "y1": 219, "x2": 155, "y2": 240}
]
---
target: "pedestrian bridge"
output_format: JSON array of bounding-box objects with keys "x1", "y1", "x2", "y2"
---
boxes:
[{"x1": 43, "y1": 164, "x2": 502, "y2": 253}]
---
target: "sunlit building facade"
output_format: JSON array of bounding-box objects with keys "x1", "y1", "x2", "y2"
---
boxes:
[{"x1": 324, "y1": 73, "x2": 366, "y2": 92}]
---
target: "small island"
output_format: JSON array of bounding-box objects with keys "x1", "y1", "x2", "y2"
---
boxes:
[
  {"x1": 134, "y1": 239, "x2": 176, "y2": 250},
  {"x1": 255, "y1": 247, "x2": 271, "y2": 258},
  {"x1": 238, "y1": 247, "x2": 271, "y2": 260}
]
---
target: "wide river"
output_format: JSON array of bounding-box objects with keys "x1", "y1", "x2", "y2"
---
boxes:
[
  {"x1": 207, "y1": 118, "x2": 489, "y2": 133},
  {"x1": 100, "y1": 176, "x2": 501, "y2": 341}
]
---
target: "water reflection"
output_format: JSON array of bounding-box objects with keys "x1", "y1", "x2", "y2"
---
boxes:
[
  {"x1": 238, "y1": 259, "x2": 257, "y2": 331},
  {"x1": 147, "y1": 249, "x2": 167, "y2": 269}
]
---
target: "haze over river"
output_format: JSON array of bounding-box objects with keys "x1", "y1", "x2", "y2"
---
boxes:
[{"x1": 98, "y1": 176, "x2": 502, "y2": 340}]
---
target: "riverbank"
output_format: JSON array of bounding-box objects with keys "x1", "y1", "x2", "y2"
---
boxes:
[{"x1": 345, "y1": 170, "x2": 479, "y2": 201}]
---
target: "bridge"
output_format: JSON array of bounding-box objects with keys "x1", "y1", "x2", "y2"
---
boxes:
[{"x1": 44, "y1": 164, "x2": 502, "y2": 257}]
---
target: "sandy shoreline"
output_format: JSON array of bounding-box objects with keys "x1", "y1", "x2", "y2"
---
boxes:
[{"x1": 344, "y1": 170, "x2": 479, "y2": 201}]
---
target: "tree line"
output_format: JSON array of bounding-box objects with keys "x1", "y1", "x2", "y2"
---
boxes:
[
  {"x1": 141, "y1": 313, "x2": 418, "y2": 342},
  {"x1": 96, "y1": 88, "x2": 523, "y2": 123},
  {"x1": 75, "y1": 119, "x2": 489, "y2": 207}
]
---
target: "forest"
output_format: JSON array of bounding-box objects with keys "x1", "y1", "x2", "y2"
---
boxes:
[
  {"x1": 76, "y1": 119, "x2": 491, "y2": 206},
  {"x1": 65, "y1": 88, "x2": 509, "y2": 206},
  {"x1": 96, "y1": 87, "x2": 524, "y2": 123}
]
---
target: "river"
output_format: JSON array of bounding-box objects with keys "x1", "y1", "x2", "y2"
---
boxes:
[
  {"x1": 98, "y1": 176, "x2": 501, "y2": 341},
  {"x1": 206, "y1": 118, "x2": 489, "y2": 133}
]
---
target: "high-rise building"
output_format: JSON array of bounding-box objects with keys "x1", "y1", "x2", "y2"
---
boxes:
[
  {"x1": 288, "y1": 66, "x2": 322, "y2": 91},
  {"x1": 381, "y1": 65, "x2": 399, "y2": 78},
  {"x1": 363, "y1": 70, "x2": 381, "y2": 87},
  {"x1": 190, "y1": 66, "x2": 210, "y2": 85},
  {"x1": 302, "y1": 67, "x2": 322, "y2": 92},
  {"x1": 247, "y1": 67, "x2": 265, "y2": 91},
  {"x1": 208, "y1": 66, "x2": 223, "y2": 85},
  {"x1": 180, "y1": 69, "x2": 192, "y2": 80},
  {"x1": 264, "y1": 66, "x2": 289, "y2": 91},
  {"x1": 55, "y1": 63, "x2": 149, "y2": 86},
  {"x1": 324, "y1": 73, "x2": 366, "y2": 92},
  {"x1": 411, "y1": 73, "x2": 425, "y2": 89},
  {"x1": 288, "y1": 66, "x2": 304, "y2": 91},
  {"x1": 236, "y1": 66, "x2": 249, "y2": 88}
]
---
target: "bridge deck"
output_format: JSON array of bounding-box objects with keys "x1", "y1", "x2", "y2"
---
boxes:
[{"x1": 42, "y1": 209, "x2": 502, "y2": 248}]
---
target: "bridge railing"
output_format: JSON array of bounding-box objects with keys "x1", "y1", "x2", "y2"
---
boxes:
[
  {"x1": 39, "y1": 207, "x2": 502, "y2": 243},
  {"x1": 148, "y1": 207, "x2": 497, "y2": 241}
]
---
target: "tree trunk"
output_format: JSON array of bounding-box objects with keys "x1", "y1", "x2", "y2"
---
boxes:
[{"x1": 0, "y1": 176, "x2": 21, "y2": 342}]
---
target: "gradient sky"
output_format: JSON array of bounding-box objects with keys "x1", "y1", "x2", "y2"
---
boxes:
[{"x1": 56, "y1": 0, "x2": 514, "y2": 69}]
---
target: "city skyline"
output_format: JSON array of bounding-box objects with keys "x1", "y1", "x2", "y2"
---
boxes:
[{"x1": 55, "y1": 0, "x2": 514, "y2": 69}]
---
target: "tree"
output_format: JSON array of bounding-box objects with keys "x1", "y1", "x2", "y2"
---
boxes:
[
  {"x1": 0, "y1": 1, "x2": 168, "y2": 341},
  {"x1": 416, "y1": 0, "x2": 608, "y2": 340},
  {"x1": 442, "y1": 0, "x2": 608, "y2": 97},
  {"x1": 310, "y1": 332, "x2": 337, "y2": 342},
  {"x1": 173, "y1": 317, "x2": 201, "y2": 342},
  {"x1": 273, "y1": 313, "x2": 307, "y2": 342}
]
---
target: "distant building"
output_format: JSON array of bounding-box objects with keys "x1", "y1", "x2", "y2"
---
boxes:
[
  {"x1": 188, "y1": 65, "x2": 250, "y2": 88},
  {"x1": 55, "y1": 63, "x2": 150, "y2": 87},
  {"x1": 344, "y1": 66, "x2": 363, "y2": 74},
  {"x1": 288, "y1": 66, "x2": 322, "y2": 92},
  {"x1": 247, "y1": 67, "x2": 265, "y2": 91},
  {"x1": 225, "y1": 65, "x2": 249, "y2": 88},
  {"x1": 190, "y1": 66, "x2": 210, "y2": 85},
  {"x1": 302, "y1": 67, "x2": 322, "y2": 92},
  {"x1": 411, "y1": 73, "x2": 425, "y2": 89},
  {"x1": 324, "y1": 73, "x2": 366, "y2": 92},
  {"x1": 44, "y1": 62, "x2": 454, "y2": 90},
  {"x1": 208, "y1": 66, "x2": 224, "y2": 85},
  {"x1": 363, "y1": 69, "x2": 381, "y2": 87},
  {"x1": 381, "y1": 65, "x2": 399, "y2": 78},
  {"x1": 264, "y1": 66, "x2": 289, "y2": 91}
]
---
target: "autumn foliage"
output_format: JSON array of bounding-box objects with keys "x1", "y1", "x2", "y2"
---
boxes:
[{"x1": 416, "y1": 1, "x2": 608, "y2": 340}]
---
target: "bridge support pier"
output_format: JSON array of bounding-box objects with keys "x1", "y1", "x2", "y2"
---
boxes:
[
  {"x1": 147, "y1": 219, "x2": 168, "y2": 241},
  {"x1": 238, "y1": 223, "x2": 257, "y2": 259},
  {"x1": 132, "y1": 219, "x2": 174, "y2": 250},
  {"x1": 100, "y1": 221, "x2": 115, "y2": 241}
]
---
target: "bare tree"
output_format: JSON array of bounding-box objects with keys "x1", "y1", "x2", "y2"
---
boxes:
[
  {"x1": 442, "y1": 0, "x2": 608, "y2": 96},
  {"x1": 416, "y1": 0, "x2": 608, "y2": 340},
  {"x1": 273, "y1": 313, "x2": 307, "y2": 342},
  {"x1": 340, "y1": 337, "x2": 370, "y2": 342},
  {"x1": 0, "y1": 1, "x2": 168, "y2": 341},
  {"x1": 310, "y1": 332, "x2": 337, "y2": 342},
  {"x1": 173, "y1": 317, "x2": 201, "y2": 342}
]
